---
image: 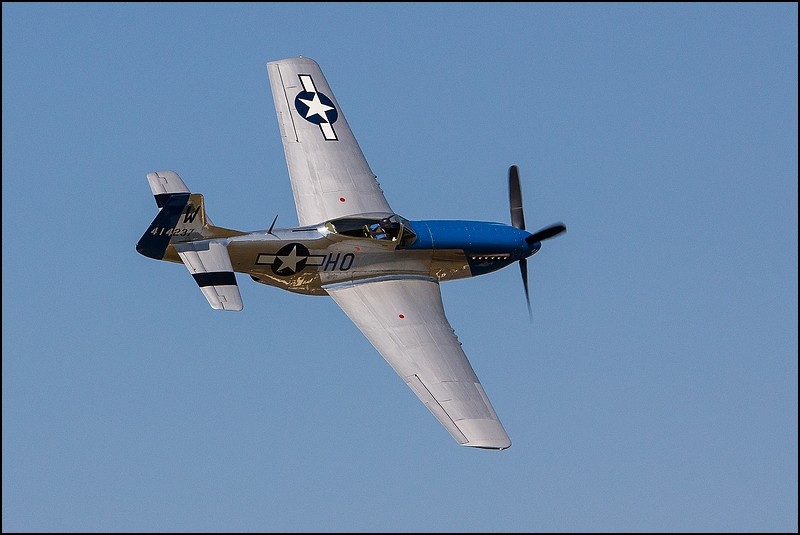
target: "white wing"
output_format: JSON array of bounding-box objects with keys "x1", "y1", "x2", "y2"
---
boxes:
[
  {"x1": 325, "y1": 276, "x2": 511, "y2": 449},
  {"x1": 267, "y1": 57, "x2": 392, "y2": 226}
]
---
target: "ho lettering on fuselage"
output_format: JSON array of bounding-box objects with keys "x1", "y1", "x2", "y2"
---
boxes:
[{"x1": 255, "y1": 242, "x2": 354, "y2": 276}]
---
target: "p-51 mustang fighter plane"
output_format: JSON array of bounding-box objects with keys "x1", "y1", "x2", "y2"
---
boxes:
[{"x1": 136, "y1": 57, "x2": 566, "y2": 450}]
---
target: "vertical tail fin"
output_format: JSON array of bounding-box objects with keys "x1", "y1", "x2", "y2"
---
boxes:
[{"x1": 136, "y1": 192, "x2": 208, "y2": 260}]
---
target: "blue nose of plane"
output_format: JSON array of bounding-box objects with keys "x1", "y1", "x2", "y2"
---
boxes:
[{"x1": 523, "y1": 236, "x2": 542, "y2": 258}]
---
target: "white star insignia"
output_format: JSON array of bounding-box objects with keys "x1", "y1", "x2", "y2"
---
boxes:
[
  {"x1": 299, "y1": 93, "x2": 334, "y2": 122},
  {"x1": 274, "y1": 245, "x2": 303, "y2": 273}
]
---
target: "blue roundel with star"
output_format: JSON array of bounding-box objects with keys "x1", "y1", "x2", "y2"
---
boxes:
[{"x1": 294, "y1": 91, "x2": 338, "y2": 125}]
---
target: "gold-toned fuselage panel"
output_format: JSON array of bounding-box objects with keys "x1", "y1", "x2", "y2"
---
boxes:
[{"x1": 226, "y1": 233, "x2": 469, "y2": 296}]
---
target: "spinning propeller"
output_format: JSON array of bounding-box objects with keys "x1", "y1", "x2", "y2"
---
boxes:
[{"x1": 508, "y1": 165, "x2": 566, "y2": 318}]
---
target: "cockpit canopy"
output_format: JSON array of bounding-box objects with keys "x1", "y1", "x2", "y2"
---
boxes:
[{"x1": 324, "y1": 213, "x2": 417, "y2": 246}]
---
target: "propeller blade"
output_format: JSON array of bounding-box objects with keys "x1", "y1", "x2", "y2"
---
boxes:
[
  {"x1": 509, "y1": 165, "x2": 526, "y2": 230},
  {"x1": 507, "y1": 164, "x2": 565, "y2": 319},
  {"x1": 526, "y1": 223, "x2": 567, "y2": 244},
  {"x1": 520, "y1": 258, "x2": 532, "y2": 319}
]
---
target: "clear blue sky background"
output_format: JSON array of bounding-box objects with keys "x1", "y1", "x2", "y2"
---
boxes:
[{"x1": 3, "y1": 3, "x2": 797, "y2": 532}]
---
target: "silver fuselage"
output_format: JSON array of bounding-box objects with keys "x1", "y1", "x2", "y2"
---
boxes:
[{"x1": 160, "y1": 213, "x2": 539, "y2": 296}]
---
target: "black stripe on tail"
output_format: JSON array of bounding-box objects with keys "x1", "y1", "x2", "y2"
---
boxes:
[{"x1": 136, "y1": 193, "x2": 190, "y2": 260}]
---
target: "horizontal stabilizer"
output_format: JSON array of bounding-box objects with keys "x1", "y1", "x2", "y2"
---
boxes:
[
  {"x1": 174, "y1": 240, "x2": 243, "y2": 311},
  {"x1": 147, "y1": 171, "x2": 190, "y2": 208}
]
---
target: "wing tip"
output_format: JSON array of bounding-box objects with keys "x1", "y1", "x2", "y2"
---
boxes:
[
  {"x1": 461, "y1": 439, "x2": 512, "y2": 451},
  {"x1": 267, "y1": 56, "x2": 318, "y2": 68}
]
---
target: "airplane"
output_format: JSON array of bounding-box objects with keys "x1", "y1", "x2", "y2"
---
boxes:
[{"x1": 136, "y1": 57, "x2": 566, "y2": 450}]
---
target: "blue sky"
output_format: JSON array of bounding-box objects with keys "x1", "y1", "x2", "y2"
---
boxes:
[{"x1": 3, "y1": 3, "x2": 797, "y2": 532}]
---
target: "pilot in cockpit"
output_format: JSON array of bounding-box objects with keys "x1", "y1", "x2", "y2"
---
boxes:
[
  {"x1": 380, "y1": 217, "x2": 401, "y2": 239},
  {"x1": 368, "y1": 217, "x2": 401, "y2": 240}
]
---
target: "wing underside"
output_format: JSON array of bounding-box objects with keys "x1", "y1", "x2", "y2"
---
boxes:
[
  {"x1": 267, "y1": 57, "x2": 392, "y2": 226},
  {"x1": 325, "y1": 276, "x2": 511, "y2": 449}
]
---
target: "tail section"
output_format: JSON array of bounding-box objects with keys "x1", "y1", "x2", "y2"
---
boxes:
[
  {"x1": 136, "y1": 171, "x2": 245, "y2": 311},
  {"x1": 137, "y1": 171, "x2": 244, "y2": 260}
]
